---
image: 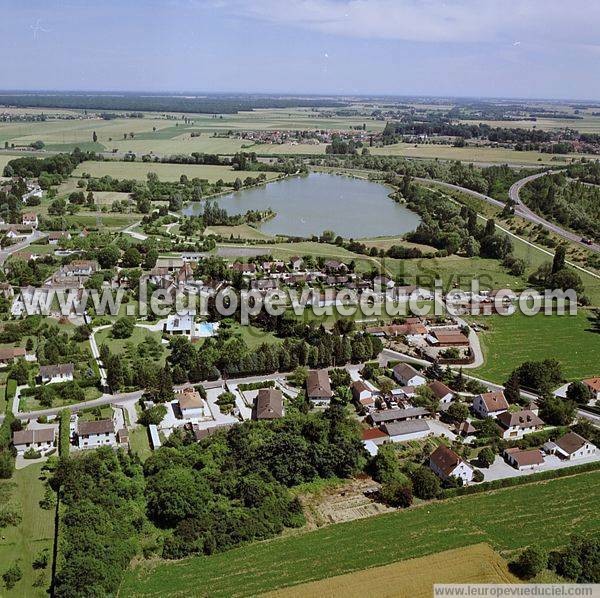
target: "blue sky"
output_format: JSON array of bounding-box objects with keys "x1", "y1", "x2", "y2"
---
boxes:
[{"x1": 1, "y1": 0, "x2": 599, "y2": 99}]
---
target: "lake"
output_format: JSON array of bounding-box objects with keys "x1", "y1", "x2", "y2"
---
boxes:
[{"x1": 182, "y1": 172, "x2": 421, "y2": 238}]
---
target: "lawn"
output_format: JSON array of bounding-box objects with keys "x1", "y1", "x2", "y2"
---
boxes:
[
  {"x1": 128, "y1": 426, "x2": 152, "y2": 462},
  {"x1": 73, "y1": 161, "x2": 280, "y2": 183},
  {"x1": 0, "y1": 464, "x2": 55, "y2": 597},
  {"x1": 120, "y1": 470, "x2": 600, "y2": 597},
  {"x1": 94, "y1": 326, "x2": 166, "y2": 363},
  {"x1": 204, "y1": 223, "x2": 274, "y2": 241},
  {"x1": 471, "y1": 310, "x2": 600, "y2": 383}
]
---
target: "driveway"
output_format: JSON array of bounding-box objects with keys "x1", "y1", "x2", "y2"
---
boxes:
[{"x1": 480, "y1": 452, "x2": 600, "y2": 482}]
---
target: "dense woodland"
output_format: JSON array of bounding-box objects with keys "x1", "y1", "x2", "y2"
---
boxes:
[{"x1": 50, "y1": 404, "x2": 364, "y2": 596}]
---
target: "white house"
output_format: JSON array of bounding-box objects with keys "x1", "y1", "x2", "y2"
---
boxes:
[
  {"x1": 77, "y1": 419, "x2": 117, "y2": 449},
  {"x1": 428, "y1": 380, "x2": 454, "y2": 404},
  {"x1": 429, "y1": 444, "x2": 474, "y2": 484},
  {"x1": 62, "y1": 260, "x2": 98, "y2": 277},
  {"x1": 504, "y1": 448, "x2": 544, "y2": 471},
  {"x1": 544, "y1": 432, "x2": 598, "y2": 461},
  {"x1": 48, "y1": 231, "x2": 72, "y2": 245},
  {"x1": 12, "y1": 427, "x2": 56, "y2": 455},
  {"x1": 472, "y1": 391, "x2": 509, "y2": 418},
  {"x1": 39, "y1": 363, "x2": 74, "y2": 384},
  {"x1": 306, "y1": 369, "x2": 333, "y2": 405},
  {"x1": 496, "y1": 409, "x2": 545, "y2": 440},
  {"x1": 164, "y1": 313, "x2": 195, "y2": 335},
  {"x1": 23, "y1": 184, "x2": 43, "y2": 203},
  {"x1": 373, "y1": 275, "x2": 395, "y2": 290},
  {"x1": 22, "y1": 212, "x2": 39, "y2": 228},
  {"x1": 176, "y1": 387, "x2": 206, "y2": 419},
  {"x1": 392, "y1": 363, "x2": 426, "y2": 387},
  {"x1": 351, "y1": 380, "x2": 375, "y2": 407}
]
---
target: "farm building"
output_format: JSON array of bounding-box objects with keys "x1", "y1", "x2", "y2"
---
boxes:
[
  {"x1": 381, "y1": 420, "x2": 431, "y2": 442},
  {"x1": 504, "y1": 448, "x2": 544, "y2": 471},
  {"x1": 368, "y1": 407, "x2": 430, "y2": 426}
]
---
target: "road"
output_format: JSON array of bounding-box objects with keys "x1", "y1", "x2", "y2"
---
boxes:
[
  {"x1": 508, "y1": 172, "x2": 600, "y2": 253},
  {"x1": 0, "y1": 230, "x2": 46, "y2": 266},
  {"x1": 419, "y1": 175, "x2": 599, "y2": 254}
]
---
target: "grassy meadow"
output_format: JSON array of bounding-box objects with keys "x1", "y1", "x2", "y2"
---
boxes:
[
  {"x1": 0, "y1": 464, "x2": 55, "y2": 598},
  {"x1": 470, "y1": 310, "x2": 600, "y2": 383},
  {"x1": 120, "y1": 470, "x2": 600, "y2": 597},
  {"x1": 73, "y1": 161, "x2": 281, "y2": 183},
  {"x1": 371, "y1": 142, "x2": 592, "y2": 165}
]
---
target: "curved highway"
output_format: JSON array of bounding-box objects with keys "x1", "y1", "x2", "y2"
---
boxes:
[
  {"x1": 508, "y1": 171, "x2": 600, "y2": 253},
  {"x1": 418, "y1": 175, "x2": 599, "y2": 254}
]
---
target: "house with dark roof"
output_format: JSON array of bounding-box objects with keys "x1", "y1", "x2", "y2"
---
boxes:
[
  {"x1": 351, "y1": 380, "x2": 375, "y2": 406},
  {"x1": 12, "y1": 427, "x2": 56, "y2": 455},
  {"x1": 496, "y1": 409, "x2": 545, "y2": 440},
  {"x1": 253, "y1": 388, "x2": 284, "y2": 420},
  {"x1": 472, "y1": 391, "x2": 509, "y2": 418},
  {"x1": 0, "y1": 346, "x2": 26, "y2": 366},
  {"x1": 392, "y1": 363, "x2": 426, "y2": 387},
  {"x1": 429, "y1": 445, "x2": 474, "y2": 484},
  {"x1": 504, "y1": 448, "x2": 544, "y2": 470},
  {"x1": 428, "y1": 380, "x2": 454, "y2": 403},
  {"x1": 368, "y1": 407, "x2": 429, "y2": 425},
  {"x1": 306, "y1": 369, "x2": 333, "y2": 405},
  {"x1": 544, "y1": 432, "x2": 598, "y2": 461},
  {"x1": 77, "y1": 419, "x2": 116, "y2": 449},
  {"x1": 39, "y1": 363, "x2": 74, "y2": 384}
]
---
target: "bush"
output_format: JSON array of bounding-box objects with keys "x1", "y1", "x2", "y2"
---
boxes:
[
  {"x1": 473, "y1": 469, "x2": 484, "y2": 483},
  {"x1": 24, "y1": 448, "x2": 42, "y2": 459},
  {"x1": 32, "y1": 549, "x2": 49, "y2": 570},
  {"x1": 380, "y1": 478, "x2": 413, "y2": 508},
  {"x1": 477, "y1": 447, "x2": 495, "y2": 468},
  {"x1": 138, "y1": 404, "x2": 167, "y2": 426},
  {"x1": 112, "y1": 317, "x2": 135, "y2": 339},
  {"x1": 2, "y1": 562, "x2": 22, "y2": 590},
  {"x1": 409, "y1": 466, "x2": 441, "y2": 499},
  {"x1": 512, "y1": 546, "x2": 547, "y2": 579}
]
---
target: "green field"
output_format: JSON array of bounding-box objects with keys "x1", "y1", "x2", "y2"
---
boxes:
[
  {"x1": 0, "y1": 464, "x2": 55, "y2": 597},
  {"x1": 121, "y1": 470, "x2": 600, "y2": 597},
  {"x1": 471, "y1": 310, "x2": 600, "y2": 383},
  {"x1": 73, "y1": 161, "x2": 281, "y2": 183},
  {"x1": 371, "y1": 142, "x2": 593, "y2": 165}
]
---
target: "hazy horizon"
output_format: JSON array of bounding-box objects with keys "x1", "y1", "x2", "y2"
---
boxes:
[{"x1": 2, "y1": 0, "x2": 600, "y2": 101}]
